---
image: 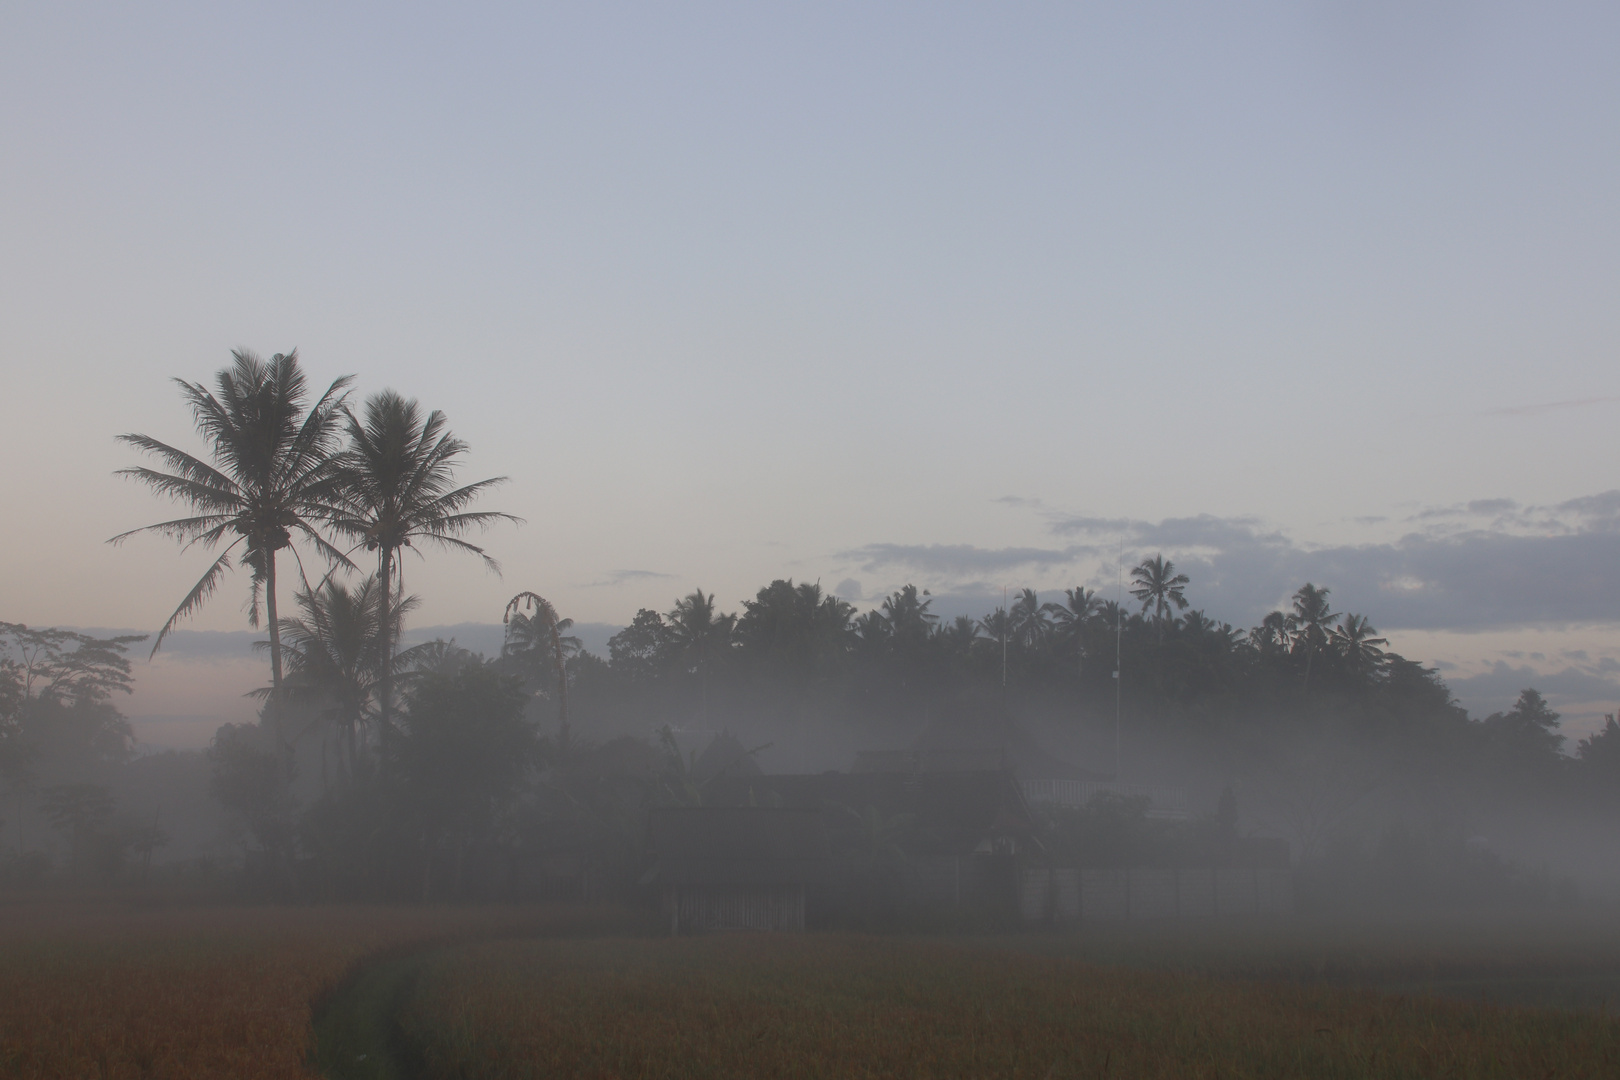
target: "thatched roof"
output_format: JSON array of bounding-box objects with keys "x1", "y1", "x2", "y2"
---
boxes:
[{"x1": 643, "y1": 806, "x2": 827, "y2": 886}]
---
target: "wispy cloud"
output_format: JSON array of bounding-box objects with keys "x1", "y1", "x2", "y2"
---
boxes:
[
  {"x1": 1039, "y1": 493, "x2": 1620, "y2": 631},
  {"x1": 837, "y1": 542, "x2": 1089, "y2": 576},
  {"x1": 579, "y1": 569, "x2": 676, "y2": 588},
  {"x1": 1486, "y1": 396, "x2": 1620, "y2": 418}
]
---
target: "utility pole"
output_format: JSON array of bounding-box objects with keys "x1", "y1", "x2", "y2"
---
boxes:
[
  {"x1": 1001, "y1": 584, "x2": 1009, "y2": 691},
  {"x1": 1114, "y1": 540, "x2": 1123, "y2": 780}
]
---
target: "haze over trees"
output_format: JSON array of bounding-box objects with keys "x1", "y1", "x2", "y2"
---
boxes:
[{"x1": 3, "y1": 346, "x2": 1616, "y2": 909}]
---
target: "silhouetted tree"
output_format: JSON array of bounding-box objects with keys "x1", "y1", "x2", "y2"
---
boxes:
[
  {"x1": 1130, "y1": 556, "x2": 1189, "y2": 642},
  {"x1": 1329, "y1": 613, "x2": 1387, "y2": 686},
  {"x1": 666, "y1": 589, "x2": 735, "y2": 723},
  {"x1": 273, "y1": 575, "x2": 417, "y2": 780},
  {"x1": 113, "y1": 350, "x2": 353, "y2": 713},
  {"x1": 329, "y1": 390, "x2": 520, "y2": 736},
  {"x1": 503, "y1": 592, "x2": 578, "y2": 726},
  {"x1": 1046, "y1": 586, "x2": 1101, "y2": 679},
  {"x1": 1288, "y1": 583, "x2": 1335, "y2": 695}
]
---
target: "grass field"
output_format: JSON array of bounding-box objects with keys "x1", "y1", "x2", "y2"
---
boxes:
[
  {"x1": 8, "y1": 902, "x2": 1620, "y2": 1079},
  {"x1": 393, "y1": 929, "x2": 1620, "y2": 1080},
  {"x1": 0, "y1": 899, "x2": 627, "y2": 1080}
]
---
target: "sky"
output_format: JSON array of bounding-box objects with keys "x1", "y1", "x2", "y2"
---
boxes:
[{"x1": 2, "y1": 2, "x2": 1618, "y2": 748}]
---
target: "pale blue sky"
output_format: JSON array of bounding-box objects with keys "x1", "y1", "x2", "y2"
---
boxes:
[{"x1": 3, "y1": 2, "x2": 1619, "y2": 744}]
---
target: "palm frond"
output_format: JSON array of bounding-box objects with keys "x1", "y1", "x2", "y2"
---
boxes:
[{"x1": 149, "y1": 542, "x2": 241, "y2": 658}]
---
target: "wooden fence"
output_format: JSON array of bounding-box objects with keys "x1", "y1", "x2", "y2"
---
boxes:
[
  {"x1": 1019, "y1": 867, "x2": 1293, "y2": 923},
  {"x1": 663, "y1": 884, "x2": 807, "y2": 934}
]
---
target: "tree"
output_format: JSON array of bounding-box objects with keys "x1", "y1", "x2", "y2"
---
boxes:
[
  {"x1": 735, "y1": 579, "x2": 855, "y2": 685},
  {"x1": 608, "y1": 610, "x2": 673, "y2": 684},
  {"x1": 1329, "y1": 613, "x2": 1388, "y2": 685},
  {"x1": 1129, "y1": 555, "x2": 1190, "y2": 642},
  {"x1": 503, "y1": 592, "x2": 579, "y2": 726},
  {"x1": 1008, "y1": 588, "x2": 1051, "y2": 652},
  {"x1": 112, "y1": 349, "x2": 353, "y2": 715},
  {"x1": 328, "y1": 390, "x2": 520, "y2": 734},
  {"x1": 396, "y1": 663, "x2": 537, "y2": 900},
  {"x1": 978, "y1": 607, "x2": 1014, "y2": 684},
  {"x1": 1577, "y1": 714, "x2": 1620, "y2": 788},
  {"x1": 0, "y1": 625, "x2": 142, "y2": 785},
  {"x1": 1288, "y1": 583, "x2": 1335, "y2": 695},
  {"x1": 1483, "y1": 688, "x2": 1564, "y2": 766},
  {"x1": 39, "y1": 783, "x2": 119, "y2": 881},
  {"x1": 666, "y1": 589, "x2": 735, "y2": 723},
  {"x1": 1250, "y1": 611, "x2": 1291, "y2": 657},
  {"x1": 0, "y1": 623, "x2": 145, "y2": 705},
  {"x1": 1045, "y1": 586, "x2": 1101, "y2": 679},
  {"x1": 273, "y1": 575, "x2": 417, "y2": 780},
  {"x1": 880, "y1": 585, "x2": 937, "y2": 655}
]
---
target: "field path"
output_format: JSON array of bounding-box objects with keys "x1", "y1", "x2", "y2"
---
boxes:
[{"x1": 311, "y1": 948, "x2": 439, "y2": 1080}]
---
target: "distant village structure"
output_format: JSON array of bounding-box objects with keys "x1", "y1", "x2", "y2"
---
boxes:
[{"x1": 641, "y1": 709, "x2": 1293, "y2": 933}]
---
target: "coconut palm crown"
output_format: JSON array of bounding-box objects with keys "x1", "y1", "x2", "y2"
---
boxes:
[
  {"x1": 110, "y1": 349, "x2": 354, "y2": 702},
  {"x1": 326, "y1": 390, "x2": 522, "y2": 727}
]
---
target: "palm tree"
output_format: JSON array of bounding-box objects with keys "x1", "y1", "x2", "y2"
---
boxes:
[
  {"x1": 328, "y1": 391, "x2": 521, "y2": 732},
  {"x1": 502, "y1": 592, "x2": 580, "y2": 726},
  {"x1": 111, "y1": 350, "x2": 353, "y2": 713},
  {"x1": 273, "y1": 574, "x2": 418, "y2": 780},
  {"x1": 1045, "y1": 586, "x2": 1100, "y2": 679},
  {"x1": 1288, "y1": 583, "x2": 1335, "y2": 695},
  {"x1": 1129, "y1": 555, "x2": 1190, "y2": 642},
  {"x1": 667, "y1": 589, "x2": 734, "y2": 723},
  {"x1": 1329, "y1": 613, "x2": 1387, "y2": 685},
  {"x1": 1250, "y1": 611, "x2": 1291, "y2": 656},
  {"x1": 1009, "y1": 588, "x2": 1051, "y2": 652}
]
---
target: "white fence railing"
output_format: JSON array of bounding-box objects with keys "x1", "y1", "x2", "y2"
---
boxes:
[
  {"x1": 1020, "y1": 867, "x2": 1294, "y2": 922},
  {"x1": 1020, "y1": 779, "x2": 1189, "y2": 819}
]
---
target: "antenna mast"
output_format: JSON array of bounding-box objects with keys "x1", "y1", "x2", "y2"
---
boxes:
[{"x1": 1114, "y1": 539, "x2": 1123, "y2": 780}]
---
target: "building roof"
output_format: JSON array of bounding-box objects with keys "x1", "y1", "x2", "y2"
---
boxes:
[
  {"x1": 643, "y1": 806, "x2": 827, "y2": 886},
  {"x1": 701, "y1": 770, "x2": 1037, "y2": 858}
]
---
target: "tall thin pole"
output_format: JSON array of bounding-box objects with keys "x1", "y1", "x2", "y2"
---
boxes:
[
  {"x1": 1114, "y1": 540, "x2": 1123, "y2": 780},
  {"x1": 1001, "y1": 584, "x2": 1008, "y2": 691}
]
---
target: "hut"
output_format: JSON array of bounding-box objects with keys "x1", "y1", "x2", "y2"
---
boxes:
[{"x1": 643, "y1": 806, "x2": 826, "y2": 934}]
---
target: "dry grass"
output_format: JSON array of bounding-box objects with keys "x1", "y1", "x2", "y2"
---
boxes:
[
  {"x1": 399, "y1": 933, "x2": 1620, "y2": 1080},
  {"x1": 0, "y1": 900, "x2": 617, "y2": 1080}
]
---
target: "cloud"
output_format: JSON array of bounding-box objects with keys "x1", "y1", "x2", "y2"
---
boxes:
[
  {"x1": 1486, "y1": 396, "x2": 1620, "y2": 418},
  {"x1": 833, "y1": 578, "x2": 864, "y2": 601},
  {"x1": 837, "y1": 543, "x2": 1090, "y2": 576},
  {"x1": 1445, "y1": 661, "x2": 1620, "y2": 738},
  {"x1": 579, "y1": 569, "x2": 675, "y2": 588},
  {"x1": 1037, "y1": 491, "x2": 1620, "y2": 632}
]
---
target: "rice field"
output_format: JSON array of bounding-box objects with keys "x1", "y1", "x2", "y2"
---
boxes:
[
  {"x1": 8, "y1": 901, "x2": 1620, "y2": 1079},
  {"x1": 0, "y1": 900, "x2": 624, "y2": 1080},
  {"x1": 393, "y1": 931, "x2": 1620, "y2": 1080}
]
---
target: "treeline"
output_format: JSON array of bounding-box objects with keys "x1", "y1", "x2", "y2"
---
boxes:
[{"x1": 5, "y1": 346, "x2": 1615, "y2": 903}]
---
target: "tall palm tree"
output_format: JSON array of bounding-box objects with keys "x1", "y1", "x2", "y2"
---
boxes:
[
  {"x1": 1328, "y1": 613, "x2": 1387, "y2": 685},
  {"x1": 328, "y1": 391, "x2": 521, "y2": 732},
  {"x1": 1009, "y1": 588, "x2": 1051, "y2": 652},
  {"x1": 111, "y1": 350, "x2": 353, "y2": 711},
  {"x1": 273, "y1": 574, "x2": 418, "y2": 779},
  {"x1": 1045, "y1": 586, "x2": 1100, "y2": 679},
  {"x1": 1129, "y1": 555, "x2": 1190, "y2": 642},
  {"x1": 502, "y1": 592, "x2": 579, "y2": 726},
  {"x1": 1288, "y1": 583, "x2": 1335, "y2": 695},
  {"x1": 1250, "y1": 611, "x2": 1291, "y2": 656},
  {"x1": 666, "y1": 589, "x2": 734, "y2": 723}
]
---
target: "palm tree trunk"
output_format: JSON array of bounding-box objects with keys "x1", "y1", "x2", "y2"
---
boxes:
[
  {"x1": 378, "y1": 547, "x2": 394, "y2": 740},
  {"x1": 550, "y1": 621, "x2": 569, "y2": 727},
  {"x1": 266, "y1": 548, "x2": 284, "y2": 692},
  {"x1": 265, "y1": 548, "x2": 286, "y2": 749}
]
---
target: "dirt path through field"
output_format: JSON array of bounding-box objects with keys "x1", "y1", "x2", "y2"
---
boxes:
[{"x1": 311, "y1": 948, "x2": 438, "y2": 1080}]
